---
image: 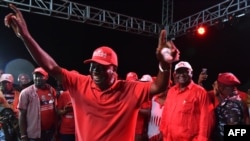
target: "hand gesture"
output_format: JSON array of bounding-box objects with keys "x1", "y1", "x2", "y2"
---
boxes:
[
  {"x1": 156, "y1": 30, "x2": 180, "y2": 64},
  {"x1": 4, "y1": 4, "x2": 28, "y2": 38}
]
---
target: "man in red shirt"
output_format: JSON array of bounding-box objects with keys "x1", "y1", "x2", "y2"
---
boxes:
[
  {"x1": 57, "y1": 89, "x2": 75, "y2": 141},
  {"x1": 4, "y1": 4, "x2": 180, "y2": 141},
  {"x1": 135, "y1": 74, "x2": 153, "y2": 141},
  {"x1": 18, "y1": 67, "x2": 57, "y2": 141},
  {"x1": 160, "y1": 61, "x2": 215, "y2": 141}
]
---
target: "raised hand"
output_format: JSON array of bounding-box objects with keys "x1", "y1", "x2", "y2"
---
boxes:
[
  {"x1": 167, "y1": 40, "x2": 180, "y2": 63},
  {"x1": 156, "y1": 30, "x2": 180, "y2": 63},
  {"x1": 4, "y1": 4, "x2": 29, "y2": 38}
]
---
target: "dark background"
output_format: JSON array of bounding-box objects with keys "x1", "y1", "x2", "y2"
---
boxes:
[{"x1": 0, "y1": 0, "x2": 250, "y2": 91}]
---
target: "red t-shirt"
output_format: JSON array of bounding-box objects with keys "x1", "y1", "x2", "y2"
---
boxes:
[
  {"x1": 37, "y1": 88, "x2": 57, "y2": 130},
  {"x1": 61, "y1": 68, "x2": 151, "y2": 141},
  {"x1": 135, "y1": 101, "x2": 151, "y2": 134},
  {"x1": 57, "y1": 90, "x2": 75, "y2": 134}
]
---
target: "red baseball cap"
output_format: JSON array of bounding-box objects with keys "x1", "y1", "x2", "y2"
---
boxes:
[
  {"x1": 126, "y1": 72, "x2": 138, "y2": 81},
  {"x1": 217, "y1": 72, "x2": 241, "y2": 86},
  {"x1": 33, "y1": 67, "x2": 48, "y2": 77},
  {"x1": 84, "y1": 46, "x2": 118, "y2": 67}
]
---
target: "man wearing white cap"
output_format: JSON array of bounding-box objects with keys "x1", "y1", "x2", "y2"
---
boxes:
[
  {"x1": 0, "y1": 73, "x2": 20, "y2": 140},
  {"x1": 160, "y1": 61, "x2": 215, "y2": 141},
  {"x1": 0, "y1": 73, "x2": 20, "y2": 113}
]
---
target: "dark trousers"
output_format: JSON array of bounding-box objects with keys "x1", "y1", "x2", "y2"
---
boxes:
[
  {"x1": 29, "y1": 128, "x2": 55, "y2": 141},
  {"x1": 60, "y1": 134, "x2": 75, "y2": 141}
]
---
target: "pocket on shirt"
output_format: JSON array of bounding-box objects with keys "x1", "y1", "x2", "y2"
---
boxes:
[
  {"x1": 181, "y1": 100, "x2": 194, "y2": 114},
  {"x1": 180, "y1": 100, "x2": 198, "y2": 135}
]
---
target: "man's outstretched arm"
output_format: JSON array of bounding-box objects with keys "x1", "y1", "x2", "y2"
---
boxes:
[
  {"x1": 150, "y1": 29, "x2": 180, "y2": 95},
  {"x1": 4, "y1": 4, "x2": 62, "y2": 80}
]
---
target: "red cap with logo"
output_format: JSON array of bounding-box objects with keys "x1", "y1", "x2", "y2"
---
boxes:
[
  {"x1": 126, "y1": 72, "x2": 138, "y2": 81},
  {"x1": 217, "y1": 72, "x2": 241, "y2": 86},
  {"x1": 84, "y1": 46, "x2": 118, "y2": 67}
]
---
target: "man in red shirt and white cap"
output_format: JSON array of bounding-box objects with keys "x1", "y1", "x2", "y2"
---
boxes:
[
  {"x1": 160, "y1": 61, "x2": 215, "y2": 141},
  {"x1": 4, "y1": 4, "x2": 180, "y2": 141}
]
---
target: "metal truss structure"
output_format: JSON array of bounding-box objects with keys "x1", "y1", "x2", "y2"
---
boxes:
[
  {"x1": 0, "y1": 0, "x2": 250, "y2": 38},
  {"x1": 162, "y1": 0, "x2": 173, "y2": 28},
  {"x1": 0, "y1": 0, "x2": 163, "y2": 37},
  {"x1": 168, "y1": 0, "x2": 250, "y2": 38}
]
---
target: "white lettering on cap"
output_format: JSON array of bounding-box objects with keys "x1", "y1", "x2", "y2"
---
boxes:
[{"x1": 93, "y1": 50, "x2": 107, "y2": 58}]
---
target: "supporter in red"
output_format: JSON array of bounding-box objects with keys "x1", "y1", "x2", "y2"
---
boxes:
[
  {"x1": 0, "y1": 73, "x2": 20, "y2": 115},
  {"x1": 18, "y1": 67, "x2": 57, "y2": 141},
  {"x1": 5, "y1": 4, "x2": 180, "y2": 141},
  {"x1": 126, "y1": 72, "x2": 151, "y2": 141},
  {"x1": 147, "y1": 80, "x2": 173, "y2": 141},
  {"x1": 198, "y1": 72, "x2": 250, "y2": 124},
  {"x1": 56, "y1": 70, "x2": 76, "y2": 141},
  {"x1": 135, "y1": 74, "x2": 153, "y2": 141},
  {"x1": 212, "y1": 72, "x2": 249, "y2": 140},
  {"x1": 160, "y1": 61, "x2": 215, "y2": 141},
  {"x1": 126, "y1": 72, "x2": 139, "y2": 81},
  {"x1": 0, "y1": 74, "x2": 19, "y2": 141},
  {"x1": 57, "y1": 89, "x2": 75, "y2": 141}
]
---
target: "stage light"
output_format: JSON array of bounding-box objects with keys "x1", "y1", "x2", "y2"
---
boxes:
[
  {"x1": 197, "y1": 26, "x2": 206, "y2": 35},
  {"x1": 236, "y1": 13, "x2": 245, "y2": 18}
]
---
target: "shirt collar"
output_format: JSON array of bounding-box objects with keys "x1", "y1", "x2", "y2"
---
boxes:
[{"x1": 90, "y1": 77, "x2": 120, "y2": 93}]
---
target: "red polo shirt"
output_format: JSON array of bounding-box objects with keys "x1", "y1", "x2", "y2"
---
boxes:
[{"x1": 61, "y1": 68, "x2": 151, "y2": 141}]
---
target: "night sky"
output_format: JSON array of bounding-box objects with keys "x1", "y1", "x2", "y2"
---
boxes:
[{"x1": 0, "y1": 0, "x2": 250, "y2": 91}]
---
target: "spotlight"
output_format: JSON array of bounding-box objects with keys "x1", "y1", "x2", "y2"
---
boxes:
[{"x1": 197, "y1": 26, "x2": 206, "y2": 35}]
